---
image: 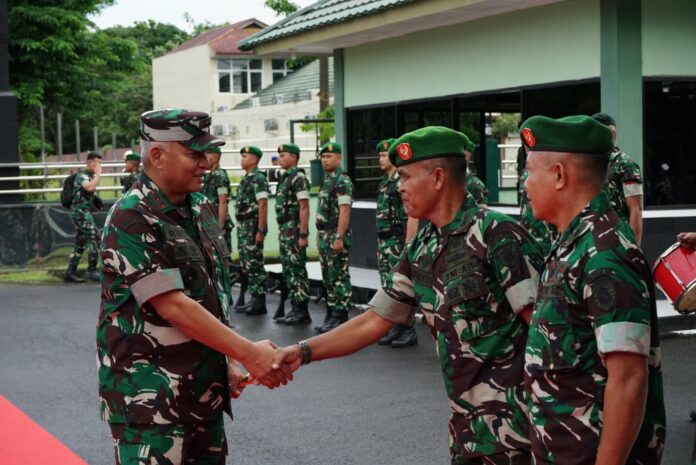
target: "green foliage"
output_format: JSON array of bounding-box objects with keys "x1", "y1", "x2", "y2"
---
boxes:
[
  {"x1": 264, "y1": 0, "x2": 299, "y2": 16},
  {"x1": 300, "y1": 104, "x2": 335, "y2": 145},
  {"x1": 183, "y1": 13, "x2": 227, "y2": 36},
  {"x1": 492, "y1": 113, "x2": 521, "y2": 138}
]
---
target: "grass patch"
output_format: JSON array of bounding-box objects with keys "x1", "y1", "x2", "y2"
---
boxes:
[{"x1": 0, "y1": 270, "x2": 63, "y2": 284}]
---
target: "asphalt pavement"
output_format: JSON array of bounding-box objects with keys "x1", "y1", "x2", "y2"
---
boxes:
[{"x1": 0, "y1": 282, "x2": 694, "y2": 465}]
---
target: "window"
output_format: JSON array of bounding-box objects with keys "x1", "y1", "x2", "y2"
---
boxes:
[
  {"x1": 272, "y1": 59, "x2": 291, "y2": 83},
  {"x1": 218, "y1": 59, "x2": 262, "y2": 94}
]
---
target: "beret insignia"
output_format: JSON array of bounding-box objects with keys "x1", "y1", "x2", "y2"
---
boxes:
[
  {"x1": 521, "y1": 128, "x2": 536, "y2": 147},
  {"x1": 397, "y1": 143, "x2": 412, "y2": 161}
]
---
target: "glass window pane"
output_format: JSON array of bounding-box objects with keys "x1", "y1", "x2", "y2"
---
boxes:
[
  {"x1": 232, "y1": 59, "x2": 248, "y2": 71},
  {"x1": 272, "y1": 59, "x2": 285, "y2": 70},
  {"x1": 250, "y1": 59, "x2": 262, "y2": 70},
  {"x1": 233, "y1": 71, "x2": 245, "y2": 93},
  {"x1": 273, "y1": 72, "x2": 285, "y2": 83},
  {"x1": 218, "y1": 73, "x2": 230, "y2": 93},
  {"x1": 217, "y1": 59, "x2": 231, "y2": 70},
  {"x1": 250, "y1": 72, "x2": 262, "y2": 93}
]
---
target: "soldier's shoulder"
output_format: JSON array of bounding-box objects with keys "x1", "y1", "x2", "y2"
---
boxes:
[
  {"x1": 477, "y1": 208, "x2": 528, "y2": 238},
  {"x1": 190, "y1": 191, "x2": 211, "y2": 206}
]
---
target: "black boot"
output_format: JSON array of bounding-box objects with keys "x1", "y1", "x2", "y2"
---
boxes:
[
  {"x1": 313, "y1": 302, "x2": 333, "y2": 331},
  {"x1": 273, "y1": 281, "x2": 288, "y2": 321},
  {"x1": 245, "y1": 294, "x2": 268, "y2": 316},
  {"x1": 391, "y1": 325, "x2": 418, "y2": 348},
  {"x1": 284, "y1": 300, "x2": 311, "y2": 325},
  {"x1": 378, "y1": 325, "x2": 404, "y2": 346},
  {"x1": 63, "y1": 263, "x2": 85, "y2": 283},
  {"x1": 233, "y1": 275, "x2": 248, "y2": 312},
  {"x1": 315, "y1": 311, "x2": 348, "y2": 334},
  {"x1": 84, "y1": 256, "x2": 100, "y2": 282}
]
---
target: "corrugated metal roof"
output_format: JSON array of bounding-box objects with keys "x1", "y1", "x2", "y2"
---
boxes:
[
  {"x1": 167, "y1": 18, "x2": 267, "y2": 55},
  {"x1": 233, "y1": 58, "x2": 334, "y2": 110},
  {"x1": 238, "y1": 0, "x2": 415, "y2": 50}
]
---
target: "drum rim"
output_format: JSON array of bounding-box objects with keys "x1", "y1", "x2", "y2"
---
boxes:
[
  {"x1": 675, "y1": 279, "x2": 696, "y2": 313},
  {"x1": 652, "y1": 242, "x2": 682, "y2": 272}
]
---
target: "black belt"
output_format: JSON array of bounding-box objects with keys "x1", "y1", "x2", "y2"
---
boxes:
[
  {"x1": 377, "y1": 226, "x2": 405, "y2": 240},
  {"x1": 316, "y1": 221, "x2": 337, "y2": 231},
  {"x1": 277, "y1": 213, "x2": 296, "y2": 224},
  {"x1": 236, "y1": 212, "x2": 256, "y2": 221}
]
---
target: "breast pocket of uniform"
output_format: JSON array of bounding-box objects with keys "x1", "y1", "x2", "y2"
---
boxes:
[
  {"x1": 171, "y1": 239, "x2": 207, "y2": 290},
  {"x1": 444, "y1": 274, "x2": 493, "y2": 341}
]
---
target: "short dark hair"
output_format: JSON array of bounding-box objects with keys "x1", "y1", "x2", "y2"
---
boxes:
[
  {"x1": 429, "y1": 156, "x2": 468, "y2": 186},
  {"x1": 87, "y1": 151, "x2": 102, "y2": 160},
  {"x1": 591, "y1": 112, "x2": 616, "y2": 127},
  {"x1": 571, "y1": 153, "x2": 609, "y2": 184}
]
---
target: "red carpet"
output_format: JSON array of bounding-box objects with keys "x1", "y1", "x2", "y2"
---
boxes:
[{"x1": 0, "y1": 395, "x2": 88, "y2": 465}]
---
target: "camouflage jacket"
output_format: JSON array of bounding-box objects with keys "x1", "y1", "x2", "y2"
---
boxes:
[
  {"x1": 120, "y1": 170, "x2": 139, "y2": 195},
  {"x1": 275, "y1": 165, "x2": 310, "y2": 225},
  {"x1": 518, "y1": 170, "x2": 557, "y2": 257},
  {"x1": 376, "y1": 171, "x2": 407, "y2": 236},
  {"x1": 466, "y1": 173, "x2": 488, "y2": 206},
  {"x1": 235, "y1": 167, "x2": 269, "y2": 222},
  {"x1": 368, "y1": 193, "x2": 544, "y2": 458},
  {"x1": 72, "y1": 169, "x2": 96, "y2": 211},
  {"x1": 202, "y1": 167, "x2": 231, "y2": 208},
  {"x1": 316, "y1": 168, "x2": 353, "y2": 244},
  {"x1": 524, "y1": 192, "x2": 665, "y2": 465},
  {"x1": 97, "y1": 174, "x2": 232, "y2": 425},
  {"x1": 602, "y1": 147, "x2": 643, "y2": 222}
]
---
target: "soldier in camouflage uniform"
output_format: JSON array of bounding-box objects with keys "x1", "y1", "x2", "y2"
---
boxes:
[
  {"x1": 314, "y1": 141, "x2": 354, "y2": 333},
  {"x1": 98, "y1": 109, "x2": 291, "y2": 465},
  {"x1": 120, "y1": 151, "x2": 140, "y2": 195},
  {"x1": 517, "y1": 169, "x2": 557, "y2": 257},
  {"x1": 64, "y1": 151, "x2": 102, "y2": 283},
  {"x1": 465, "y1": 141, "x2": 488, "y2": 205},
  {"x1": 235, "y1": 145, "x2": 270, "y2": 316},
  {"x1": 201, "y1": 146, "x2": 234, "y2": 257},
  {"x1": 374, "y1": 138, "x2": 419, "y2": 348},
  {"x1": 273, "y1": 143, "x2": 312, "y2": 325},
  {"x1": 592, "y1": 112, "x2": 644, "y2": 243},
  {"x1": 521, "y1": 115, "x2": 665, "y2": 465},
  {"x1": 274, "y1": 127, "x2": 545, "y2": 464}
]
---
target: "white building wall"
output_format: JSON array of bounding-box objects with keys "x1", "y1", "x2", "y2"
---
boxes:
[{"x1": 153, "y1": 45, "x2": 213, "y2": 112}]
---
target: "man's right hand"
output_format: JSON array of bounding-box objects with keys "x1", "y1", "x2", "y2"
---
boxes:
[
  {"x1": 678, "y1": 232, "x2": 696, "y2": 249},
  {"x1": 94, "y1": 162, "x2": 103, "y2": 176},
  {"x1": 272, "y1": 344, "x2": 303, "y2": 372},
  {"x1": 240, "y1": 339, "x2": 294, "y2": 389}
]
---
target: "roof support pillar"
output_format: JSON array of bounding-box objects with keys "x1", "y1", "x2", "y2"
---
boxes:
[{"x1": 334, "y1": 49, "x2": 347, "y2": 171}]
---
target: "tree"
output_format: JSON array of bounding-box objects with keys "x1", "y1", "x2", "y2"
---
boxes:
[
  {"x1": 491, "y1": 113, "x2": 521, "y2": 139},
  {"x1": 301, "y1": 104, "x2": 335, "y2": 145},
  {"x1": 264, "y1": 0, "x2": 299, "y2": 16}
]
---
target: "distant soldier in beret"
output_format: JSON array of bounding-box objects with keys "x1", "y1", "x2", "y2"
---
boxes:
[
  {"x1": 521, "y1": 115, "x2": 665, "y2": 465},
  {"x1": 274, "y1": 143, "x2": 312, "y2": 325},
  {"x1": 592, "y1": 112, "x2": 644, "y2": 244},
  {"x1": 235, "y1": 145, "x2": 270, "y2": 316},
  {"x1": 97, "y1": 109, "x2": 292, "y2": 465},
  {"x1": 120, "y1": 150, "x2": 141, "y2": 195},
  {"x1": 64, "y1": 150, "x2": 103, "y2": 283},
  {"x1": 374, "y1": 138, "x2": 419, "y2": 348},
  {"x1": 464, "y1": 141, "x2": 488, "y2": 205},
  {"x1": 274, "y1": 126, "x2": 546, "y2": 464},
  {"x1": 314, "y1": 141, "x2": 354, "y2": 333},
  {"x1": 201, "y1": 145, "x2": 234, "y2": 265}
]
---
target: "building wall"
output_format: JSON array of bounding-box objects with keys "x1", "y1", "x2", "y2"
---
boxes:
[
  {"x1": 153, "y1": 45, "x2": 213, "y2": 111},
  {"x1": 642, "y1": 0, "x2": 696, "y2": 76},
  {"x1": 343, "y1": 0, "x2": 600, "y2": 107}
]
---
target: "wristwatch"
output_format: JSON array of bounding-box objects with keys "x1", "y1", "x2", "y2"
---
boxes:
[
  {"x1": 299, "y1": 232, "x2": 309, "y2": 239},
  {"x1": 258, "y1": 227, "x2": 268, "y2": 235}
]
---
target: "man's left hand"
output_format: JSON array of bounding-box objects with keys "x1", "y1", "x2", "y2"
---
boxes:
[
  {"x1": 332, "y1": 237, "x2": 344, "y2": 252},
  {"x1": 255, "y1": 232, "x2": 265, "y2": 245},
  {"x1": 228, "y1": 361, "x2": 246, "y2": 399}
]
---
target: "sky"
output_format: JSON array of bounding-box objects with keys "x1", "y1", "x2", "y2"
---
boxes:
[{"x1": 90, "y1": 0, "x2": 317, "y2": 32}]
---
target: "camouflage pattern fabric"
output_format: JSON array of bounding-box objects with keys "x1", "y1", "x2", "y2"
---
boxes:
[
  {"x1": 466, "y1": 173, "x2": 489, "y2": 206},
  {"x1": 109, "y1": 414, "x2": 226, "y2": 465},
  {"x1": 317, "y1": 168, "x2": 353, "y2": 314},
  {"x1": 120, "y1": 171, "x2": 139, "y2": 195},
  {"x1": 235, "y1": 167, "x2": 269, "y2": 295},
  {"x1": 524, "y1": 192, "x2": 665, "y2": 465},
  {"x1": 376, "y1": 171, "x2": 408, "y2": 287},
  {"x1": 275, "y1": 166, "x2": 310, "y2": 304},
  {"x1": 368, "y1": 193, "x2": 545, "y2": 463},
  {"x1": 69, "y1": 170, "x2": 99, "y2": 269},
  {"x1": 457, "y1": 450, "x2": 530, "y2": 465},
  {"x1": 517, "y1": 170, "x2": 557, "y2": 257},
  {"x1": 202, "y1": 166, "x2": 234, "y2": 252},
  {"x1": 603, "y1": 148, "x2": 643, "y2": 222},
  {"x1": 98, "y1": 174, "x2": 232, "y2": 425}
]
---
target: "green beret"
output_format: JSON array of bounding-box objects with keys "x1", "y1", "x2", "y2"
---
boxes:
[
  {"x1": 278, "y1": 143, "x2": 300, "y2": 156},
  {"x1": 376, "y1": 138, "x2": 395, "y2": 153},
  {"x1": 388, "y1": 126, "x2": 469, "y2": 167},
  {"x1": 207, "y1": 146, "x2": 221, "y2": 155},
  {"x1": 466, "y1": 141, "x2": 476, "y2": 153},
  {"x1": 319, "y1": 142, "x2": 342, "y2": 155},
  {"x1": 140, "y1": 108, "x2": 225, "y2": 152},
  {"x1": 240, "y1": 145, "x2": 263, "y2": 158},
  {"x1": 124, "y1": 151, "x2": 140, "y2": 162},
  {"x1": 520, "y1": 115, "x2": 613, "y2": 155},
  {"x1": 591, "y1": 112, "x2": 616, "y2": 127}
]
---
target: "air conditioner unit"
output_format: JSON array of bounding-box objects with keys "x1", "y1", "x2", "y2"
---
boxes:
[
  {"x1": 250, "y1": 97, "x2": 261, "y2": 107},
  {"x1": 229, "y1": 126, "x2": 240, "y2": 140},
  {"x1": 264, "y1": 118, "x2": 279, "y2": 132},
  {"x1": 271, "y1": 94, "x2": 284, "y2": 105},
  {"x1": 216, "y1": 105, "x2": 230, "y2": 112}
]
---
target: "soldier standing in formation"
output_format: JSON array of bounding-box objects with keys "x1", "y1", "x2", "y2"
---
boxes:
[
  {"x1": 64, "y1": 151, "x2": 102, "y2": 283},
  {"x1": 521, "y1": 115, "x2": 665, "y2": 465},
  {"x1": 201, "y1": 146, "x2": 234, "y2": 256},
  {"x1": 274, "y1": 143, "x2": 312, "y2": 325},
  {"x1": 98, "y1": 109, "x2": 290, "y2": 465},
  {"x1": 374, "y1": 138, "x2": 419, "y2": 348},
  {"x1": 120, "y1": 150, "x2": 140, "y2": 195},
  {"x1": 314, "y1": 142, "x2": 354, "y2": 333},
  {"x1": 274, "y1": 127, "x2": 545, "y2": 464},
  {"x1": 235, "y1": 146, "x2": 270, "y2": 316},
  {"x1": 464, "y1": 141, "x2": 488, "y2": 205},
  {"x1": 592, "y1": 112, "x2": 644, "y2": 244}
]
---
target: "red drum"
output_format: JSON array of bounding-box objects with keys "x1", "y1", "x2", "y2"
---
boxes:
[{"x1": 653, "y1": 243, "x2": 696, "y2": 314}]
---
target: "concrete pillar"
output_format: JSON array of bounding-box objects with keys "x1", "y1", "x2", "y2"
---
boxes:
[
  {"x1": 333, "y1": 49, "x2": 347, "y2": 171},
  {"x1": 600, "y1": 0, "x2": 643, "y2": 170},
  {"x1": 0, "y1": 0, "x2": 20, "y2": 203}
]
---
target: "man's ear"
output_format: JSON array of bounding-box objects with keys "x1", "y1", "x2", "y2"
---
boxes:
[
  {"x1": 433, "y1": 167, "x2": 446, "y2": 191},
  {"x1": 149, "y1": 145, "x2": 165, "y2": 170},
  {"x1": 552, "y1": 161, "x2": 567, "y2": 190}
]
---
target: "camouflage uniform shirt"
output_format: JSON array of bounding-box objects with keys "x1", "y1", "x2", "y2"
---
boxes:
[
  {"x1": 603, "y1": 147, "x2": 643, "y2": 222},
  {"x1": 466, "y1": 172, "x2": 489, "y2": 206},
  {"x1": 202, "y1": 167, "x2": 231, "y2": 208},
  {"x1": 72, "y1": 169, "x2": 96, "y2": 211},
  {"x1": 369, "y1": 193, "x2": 544, "y2": 461},
  {"x1": 98, "y1": 174, "x2": 232, "y2": 425},
  {"x1": 235, "y1": 167, "x2": 269, "y2": 224},
  {"x1": 524, "y1": 192, "x2": 665, "y2": 465},
  {"x1": 376, "y1": 171, "x2": 407, "y2": 240},
  {"x1": 316, "y1": 167, "x2": 353, "y2": 247},
  {"x1": 120, "y1": 170, "x2": 140, "y2": 195}
]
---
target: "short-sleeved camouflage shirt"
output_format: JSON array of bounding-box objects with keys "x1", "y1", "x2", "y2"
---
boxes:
[
  {"x1": 369, "y1": 194, "x2": 544, "y2": 460},
  {"x1": 72, "y1": 169, "x2": 96, "y2": 211},
  {"x1": 275, "y1": 165, "x2": 310, "y2": 224},
  {"x1": 525, "y1": 193, "x2": 665, "y2": 465},
  {"x1": 202, "y1": 167, "x2": 231, "y2": 207},
  {"x1": 466, "y1": 173, "x2": 488, "y2": 206},
  {"x1": 235, "y1": 167, "x2": 269, "y2": 221},
  {"x1": 376, "y1": 171, "x2": 407, "y2": 234},
  {"x1": 603, "y1": 148, "x2": 643, "y2": 222},
  {"x1": 316, "y1": 168, "x2": 353, "y2": 244},
  {"x1": 518, "y1": 170, "x2": 557, "y2": 257},
  {"x1": 98, "y1": 174, "x2": 232, "y2": 425},
  {"x1": 120, "y1": 171, "x2": 140, "y2": 195}
]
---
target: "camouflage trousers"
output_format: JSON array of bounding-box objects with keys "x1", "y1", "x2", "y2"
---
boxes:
[
  {"x1": 377, "y1": 237, "x2": 405, "y2": 288},
  {"x1": 318, "y1": 231, "x2": 352, "y2": 314},
  {"x1": 68, "y1": 208, "x2": 99, "y2": 269},
  {"x1": 109, "y1": 415, "x2": 227, "y2": 465},
  {"x1": 279, "y1": 222, "x2": 309, "y2": 304},
  {"x1": 237, "y1": 219, "x2": 266, "y2": 295},
  {"x1": 454, "y1": 449, "x2": 531, "y2": 465}
]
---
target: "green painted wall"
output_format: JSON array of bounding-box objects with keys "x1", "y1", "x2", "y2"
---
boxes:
[
  {"x1": 344, "y1": 0, "x2": 601, "y2": 107},
  {"x1": 642, "y1": 0, "x2": 696, "y2": 76}
]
